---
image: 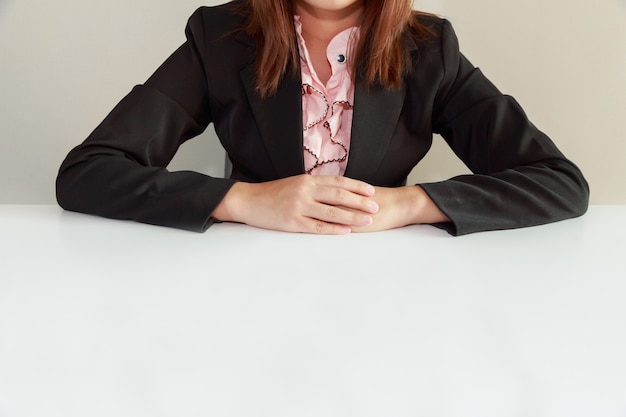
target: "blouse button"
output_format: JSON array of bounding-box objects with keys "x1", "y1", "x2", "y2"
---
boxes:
[{"x1": 337, "y1": 54, "x2": 346, "y2": 63}]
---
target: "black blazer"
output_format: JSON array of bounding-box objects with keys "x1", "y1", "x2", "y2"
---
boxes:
[{"x1": 56, "y1": 1, "x2": 589, "y2": 235}]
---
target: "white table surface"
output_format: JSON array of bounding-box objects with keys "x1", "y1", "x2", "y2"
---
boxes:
[{"x1": 1, "y1": 205, "x2": 625, "y2": 417}]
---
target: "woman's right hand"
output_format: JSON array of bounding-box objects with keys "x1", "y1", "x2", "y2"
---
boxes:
[{"x1": 211, "y1": 175, "x2": 379, "y2": 234}]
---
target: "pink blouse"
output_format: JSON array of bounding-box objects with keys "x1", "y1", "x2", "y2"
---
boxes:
[{"x1": 294, "y1": 16, "x2": 360, "y2": 176}]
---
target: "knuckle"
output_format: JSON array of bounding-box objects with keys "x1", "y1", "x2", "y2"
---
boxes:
[
  {"x1": 314, "y1": 221, "x2": 325, "y2": 234},
  {"x1": 292, "y1": 217, "x2": 306, "y2": 231},
  {"x1": 333, "y1": 176, "x2": 345, "y2": 187},
  {"x1": 293, "y1": 183, "x2": 308, "y2": 197},
  {"x1": 291, "y1": 203, "x2": 307, "y2": 220},
  {"x1": 326, "y1": 205, "x2": 338, "y2": 220},
  {"x1": 334, "y1": 188, "x2": 346, "y2": 203}
]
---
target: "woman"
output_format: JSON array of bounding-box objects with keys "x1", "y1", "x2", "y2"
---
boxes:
[{"x1": 56, "y1": 0, "x2": 589, "y2": 235}]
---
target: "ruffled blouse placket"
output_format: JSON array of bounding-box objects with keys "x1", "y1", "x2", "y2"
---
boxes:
[{"x1": 294, "y1": 16, "x2": 359, "y2": 176}]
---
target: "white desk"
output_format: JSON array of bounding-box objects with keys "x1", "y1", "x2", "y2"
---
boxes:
[{"x1": 1, "y1": 205, "x2": 625, "y2": 417}]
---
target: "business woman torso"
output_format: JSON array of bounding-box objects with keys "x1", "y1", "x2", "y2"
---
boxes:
[{"x1": 56, "y1": 0, "x2": 588, "y2": 235}]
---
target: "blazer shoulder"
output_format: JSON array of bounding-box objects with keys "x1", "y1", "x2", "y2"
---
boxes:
[
  {"x1": 412, "y1": 12, "x2": 446, "y2": 29},
  {"x1": 412, "y1": 12, "x2": 457, "y2": 32},
  {"x1": 187, "y1": 0, "x2": 250, "y2": 43},
  {"x1": 404, "y1": 12, "x2": 461, "y2": 62}
]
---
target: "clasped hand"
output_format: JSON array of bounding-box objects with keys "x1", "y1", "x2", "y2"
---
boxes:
[{"x1": 212, "y1": 174, "x2": 446, "y2": 234}]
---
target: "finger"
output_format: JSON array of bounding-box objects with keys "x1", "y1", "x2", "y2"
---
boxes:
[
  {"x1": 314, "y1": 186, "x2": 379, "y2": 214},
  {"x1": 313, "y1": 175, "x2": 375, "y2": 197},
  {"x1": 303, "y1": 218, "x2": 352, "y2": 235},
  {"x1": 305, "y1": 202, "x2": 374, "y2": 227}
]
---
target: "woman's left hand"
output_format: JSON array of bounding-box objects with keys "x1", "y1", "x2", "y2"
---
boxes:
[{"x1": 349, "y1": 185, "x2": 450, "y2": 232}]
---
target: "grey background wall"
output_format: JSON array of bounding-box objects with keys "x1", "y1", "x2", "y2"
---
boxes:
[{"x1": 1, "y1": 0, "x2": 625, "y2": 204}]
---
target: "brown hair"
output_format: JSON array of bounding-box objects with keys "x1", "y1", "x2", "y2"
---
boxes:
[{"x1": 241, "y1": 0, "x2": 434, "y2": 97}]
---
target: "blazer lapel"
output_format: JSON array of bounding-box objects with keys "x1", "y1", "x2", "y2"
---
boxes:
[
  {"x1": 239, "y1": 62, "x2": 305, "y2": 179},
  {"x1": 344, "y1": 83, "x2": 406, "y2": 182}
]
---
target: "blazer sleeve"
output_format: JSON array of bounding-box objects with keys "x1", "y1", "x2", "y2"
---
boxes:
[
  {"x1": 418, "y1": 19, "x2": 589, "y2": 235},
  {"x1": 56, "y1": 9, "x2": 237, "y2": 232}
]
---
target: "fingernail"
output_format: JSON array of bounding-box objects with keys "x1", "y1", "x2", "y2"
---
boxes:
[
  {"x1": 342, "y1": 227, "x2": 352, "y2": 234},
  {"x1": 367, "y1": 186, "x2": 375, "y2": 195},
  {"x1": 363, "y1": 215, "x2": 373, "y2": 225},
  {"x1": 369, "y1": 202, "x2": 379, "y2": 212}
]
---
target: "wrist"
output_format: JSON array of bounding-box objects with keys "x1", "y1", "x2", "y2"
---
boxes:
[
  {"x1": 211, "y1": 182, "x2": 248, "y2": 223},
  {"x1": 405, "y1": 185, "x2": 449, "y2": 224}
]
